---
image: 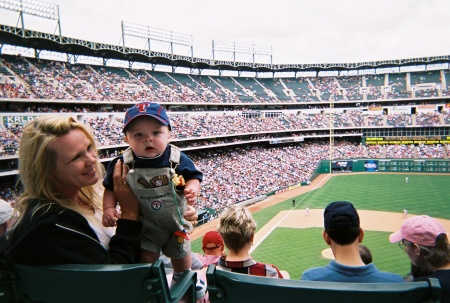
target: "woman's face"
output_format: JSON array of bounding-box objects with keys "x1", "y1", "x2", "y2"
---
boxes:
[
  {"x1": 50, "y1": 128, "x2": 98, "y2": 199},
  {"x1": 404, "y1": 241, "x2": 424, "y2": 267}
]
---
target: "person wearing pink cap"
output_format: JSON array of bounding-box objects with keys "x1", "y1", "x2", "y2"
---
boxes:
[{"x1": 390, "y1": 215, "x2": 450, "y2": 303}]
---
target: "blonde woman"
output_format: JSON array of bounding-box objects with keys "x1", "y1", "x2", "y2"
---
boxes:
[{"x1": 5, "y1": 116, "x2": 142, "y2": 264}]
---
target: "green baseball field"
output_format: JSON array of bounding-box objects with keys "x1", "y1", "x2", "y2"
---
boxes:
[{"x1": 192, "y1": 173, "x2": 450, "y2": 279}]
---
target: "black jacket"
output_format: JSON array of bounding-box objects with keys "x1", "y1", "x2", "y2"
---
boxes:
[{"x1": 5, "y1": 200, "x2": 142, "y2": 265}]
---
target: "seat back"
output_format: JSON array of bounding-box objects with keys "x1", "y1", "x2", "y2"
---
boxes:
[
  {"x1": 206, "y1": 264, "x2": 441, "y2": 303},
  {"x1": 0, "y1": 260, "x2": 196, "y2": 303}
]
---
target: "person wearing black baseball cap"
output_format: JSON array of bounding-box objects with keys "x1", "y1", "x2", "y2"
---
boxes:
[{"x1": 301, "y1": 201, "x2": 403, "y2": 282}]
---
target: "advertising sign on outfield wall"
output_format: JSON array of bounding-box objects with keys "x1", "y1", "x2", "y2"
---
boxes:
[
  {"x1": 331, "y1": 161, "x2": 353, "y2": 169},
  {"x1": 364, "y1": 160, "x2": 378, "y2": 172}
]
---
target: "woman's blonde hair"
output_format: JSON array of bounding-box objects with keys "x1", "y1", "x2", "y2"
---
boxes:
[
  {"x1": 217, "y1": 205, "x2": 256, "y2": 252},
  {"x1": 14, "y1": 116, "x2": 104, "y2": 220}
]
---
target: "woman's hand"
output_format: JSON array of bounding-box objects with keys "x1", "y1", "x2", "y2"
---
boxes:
[
  {"x1": 113, "y1": 160, "x2": 139, "y2": 221},
  {"x1": 183, "y1": 204, "x2": 198, "y2": 229}
]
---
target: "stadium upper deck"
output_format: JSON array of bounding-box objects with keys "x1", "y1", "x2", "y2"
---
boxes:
[{"x1": 1, "y1": 53, "x2": 449, "y2": 105}]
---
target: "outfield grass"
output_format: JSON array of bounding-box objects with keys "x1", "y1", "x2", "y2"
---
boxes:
[
  {"x1": 297, "y1": 174, "x2": 450, "y2": 218},
  {"x1": 192, "y1": 173, "x2": 450, "y2": 279}
]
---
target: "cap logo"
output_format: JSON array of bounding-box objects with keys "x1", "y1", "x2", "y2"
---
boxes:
[{"x1": 137, "y1": 102, "x2": 151, "y2": 112}]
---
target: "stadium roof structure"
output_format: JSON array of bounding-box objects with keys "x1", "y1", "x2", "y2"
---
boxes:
[{"x1": 1, "y1": 23, "x2": 450, "y2": 74}]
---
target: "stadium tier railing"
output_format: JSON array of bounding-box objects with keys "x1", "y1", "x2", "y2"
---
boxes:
[
  {"x1": 0, "y1": 259, "x2": 196, "y2": 303},
  {"x1": 206, "y1": 264, "x2": 441, "y2": 303}
]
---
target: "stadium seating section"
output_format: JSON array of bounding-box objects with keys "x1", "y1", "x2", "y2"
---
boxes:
[
  {"x1": 2, "y1": 54, "x2": 450, "y2": 101},
  {"x1": 1, "y1": 53, "x2": 450, "y2": 210},
  {"x1": 206, "y1": 264, "x2": 441, "y2": 303},
  {"x1": 0, "y1": 258, "x2": 442, "y2": 303},
  {"x1": 0, "y1": 259, "x2": 196, "y2": 303}
]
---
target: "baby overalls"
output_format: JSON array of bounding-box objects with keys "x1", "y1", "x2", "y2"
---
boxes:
[{"x1": 123, "y1": 145, "x2": 191, "y2": 258}]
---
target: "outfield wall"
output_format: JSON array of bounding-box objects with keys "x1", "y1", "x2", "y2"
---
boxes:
[
  {"x1": 323, "y1": 159, "x2": 450, "y2": 173},
  {"x1": 268, "y1": 159, "x2": 450, "y2": 197}
]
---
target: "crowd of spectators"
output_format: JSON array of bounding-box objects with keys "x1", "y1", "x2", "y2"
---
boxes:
[
  {"x1": 444, "y1": 110, "x2": 450, "y2": 124},
  {"x1": 0, "y1": 184, "x2": 15, "y2": 204},
  {"x1": 191, "y1": 143, "x2": 324, "y2": 213},
  {"x1": 385, "y1": 144, "x2": 415, "y2": 159},
  {"x1": 84, "y1": 116, "x2": 124, "y2": 147},
  {"x1": 414, "y1": 88, "x2": 438, "y2": 98},
  {"x1": 416, "y1": 112, "x2": 442, "y2": 126},
  {"x1": 366, "y1": 113, "x2": 385, "y2": 126},
  {"x1": 1, "y1": 55, "x2": 449, "y2": 104},
  {"x1": 386, "y1": 113, "x2": 412, "y2": 127},
  {"x1": 335, "y1": 76, "x2": 363, "y2": 101},
  {"x1": 415, "y1": 144, "x2": 446, "y2": 159},
  {"x1": 0, "y1": 83, "x2": 35, "y2": 99},
  {"x1": 1, "y1": 139, "x2": 448, "y2": 213},
  {"x1": 365, "y1": 74, "x2": 385, "y2": 100},
  {"x1": 1, "y1": 110, "x2": 450, "y2": 157},
  {"x1": 387, "y1": 74, "x2": 410, "y2": 99},
  {"x1": 0, "y1": 126, "x2": 20, "y2": 156}
]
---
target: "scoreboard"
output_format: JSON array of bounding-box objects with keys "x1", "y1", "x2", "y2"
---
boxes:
[{"x1": 364, "y1": 136, "x2": 450, "y2": 145}]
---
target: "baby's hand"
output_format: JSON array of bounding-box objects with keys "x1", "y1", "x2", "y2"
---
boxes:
[
  {"x1": 184, "y1": 187, "x2": 197, "y2": 206},
  {"x1": 102, "y1": 207, "x2": 120, "y2": 227}
]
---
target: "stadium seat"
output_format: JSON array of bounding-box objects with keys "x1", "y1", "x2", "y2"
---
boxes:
[
  {"x1": 0, "y1": 259, "x2": 196, "y2": 303},
  {"x1": 206, "y1": 264, "x2": 441, "y2": 303}
]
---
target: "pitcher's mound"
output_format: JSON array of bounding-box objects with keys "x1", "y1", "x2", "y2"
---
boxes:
[{"x1": 321, "y1": 248, "x2": 334, "y2": 259}]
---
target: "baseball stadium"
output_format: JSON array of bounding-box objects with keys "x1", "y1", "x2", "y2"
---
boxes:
[{"x1": 0, "y1": 1, "x2": 450, "y2": 302}]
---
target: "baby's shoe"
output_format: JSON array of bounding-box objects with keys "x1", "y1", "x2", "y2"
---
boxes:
[{"x1": 196, "y1": 278, "x2": 207, "y2": 299}]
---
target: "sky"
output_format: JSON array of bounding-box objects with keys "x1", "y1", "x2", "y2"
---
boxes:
[{"x1": 1, "y1": 0, "x2": 450, "y2": 65}]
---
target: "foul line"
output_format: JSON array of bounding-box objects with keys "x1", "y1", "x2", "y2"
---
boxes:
[{"x1": 250, "y1": 174, "x2": 331, "y2": 253}]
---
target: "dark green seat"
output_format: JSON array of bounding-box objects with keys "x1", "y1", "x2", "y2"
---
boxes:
[
  {"x1": 0, "y1": 260, "x2": 196, "y2": 303},
  {"x1": 206, "y1": 264, "x2": 441, "y2": 303}
]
